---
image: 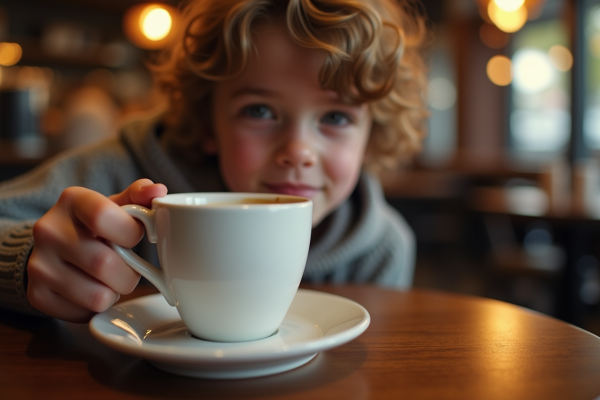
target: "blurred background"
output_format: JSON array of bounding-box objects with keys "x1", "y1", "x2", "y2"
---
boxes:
[{"x1": 1, "y1": 0, "x2": 600, "y2": 335}]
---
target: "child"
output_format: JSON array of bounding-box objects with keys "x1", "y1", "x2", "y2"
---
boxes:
[{"x1": 0, "y1": 0, "x2": 429, "y2": 322}]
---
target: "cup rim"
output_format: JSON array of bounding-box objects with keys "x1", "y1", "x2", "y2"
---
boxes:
[{"x1": 152, "y1": 192, "x2": 312, "y2": 208}]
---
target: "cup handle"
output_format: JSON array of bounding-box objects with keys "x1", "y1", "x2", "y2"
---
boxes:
[{"x1": 109, "y1": 204, "x2": 176, "y2": 306}]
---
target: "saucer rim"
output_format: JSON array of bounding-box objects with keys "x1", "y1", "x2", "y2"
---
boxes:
[{"x1": 89, "y1": 288, "x2": 370, "y2": 364}]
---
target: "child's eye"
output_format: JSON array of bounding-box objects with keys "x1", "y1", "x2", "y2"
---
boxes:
[
  {"x1": 243, "y1": 104, "x2": 274, "y2": 119},
  {"x1": 321, "y1": 112, "x2": 350, "y2": 126}
]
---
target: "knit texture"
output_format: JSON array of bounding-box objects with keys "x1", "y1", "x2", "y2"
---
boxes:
[{"x1": 0, "y1": 221, "x2": 38, "y2": 315}]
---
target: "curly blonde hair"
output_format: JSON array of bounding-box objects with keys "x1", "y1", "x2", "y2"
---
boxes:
[{"x1": 153, "y1": 0, "x2": 430, "y2": 175}]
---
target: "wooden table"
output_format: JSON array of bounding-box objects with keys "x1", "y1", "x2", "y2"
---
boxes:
[{"x1": 2, "y1": 284, "x2": 600, "y2": 400}]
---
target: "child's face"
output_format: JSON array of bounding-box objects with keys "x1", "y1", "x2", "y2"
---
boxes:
[{"x1": 210, "y1": 20, "x2": 372, "y2": 226}]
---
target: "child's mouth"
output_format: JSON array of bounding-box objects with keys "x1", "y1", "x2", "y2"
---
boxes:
[{"x1": 263, "y1": 183, "x2": 319, "y2": 198}]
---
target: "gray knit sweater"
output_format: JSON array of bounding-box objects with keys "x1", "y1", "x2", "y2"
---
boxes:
[{"x1": 0, "y1": 116, "x2": 415, "y2": 316}]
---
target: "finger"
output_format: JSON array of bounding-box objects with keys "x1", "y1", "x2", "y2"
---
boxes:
[
  {"x1": 32, "y1": 213, "x2": 140, "y2": 294},
  {"x1": 28, "y1": 285, "x2": 96, "y2": 323},
  {"x1": 70, "y1": 241, "x2": 141, "y2": 295},
  {"x1": 109, "y1": 179, "x2": 168, "y2": 207},
  {"x1": 59, "y1": 239, "x2": 140, "y2": 295},
  {"x1": 28, "y1": 248, "x2": 120, "y2": 318},
  {"x1": 58, "y1": 187, "x2": 144, "y2": 248}
]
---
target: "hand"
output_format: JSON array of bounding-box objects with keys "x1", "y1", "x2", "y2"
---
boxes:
[{"x1": 27, "y1": 179, "x2": 168, "y2": 322}]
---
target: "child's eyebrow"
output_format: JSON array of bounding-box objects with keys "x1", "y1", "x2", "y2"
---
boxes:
[
  {"x1": 230, "y1": 87, "x2": 277, "y2": 98},
  {"x1": 229, "y1": 86, "x2": 356, "y2": 107}
]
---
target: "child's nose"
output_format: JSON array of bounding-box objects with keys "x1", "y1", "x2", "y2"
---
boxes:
[{"x1": 275, "y1": 139, "x2": 317, "y2": 168}]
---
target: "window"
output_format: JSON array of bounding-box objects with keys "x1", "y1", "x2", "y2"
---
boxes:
[
  {"x1": 422, "y1": 40, "x2": 457, "y2": 167},
  {"x1": 584, "y1": 1, "x2": 600, "y2": 151},
  {"x1": 509, "y1": 8, "x2": 571, "y2": 156}
]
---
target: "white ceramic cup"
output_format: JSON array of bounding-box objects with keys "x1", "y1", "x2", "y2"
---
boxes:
[{"x1": 110, "y1": 192, "x2": 312, "y2": 342}]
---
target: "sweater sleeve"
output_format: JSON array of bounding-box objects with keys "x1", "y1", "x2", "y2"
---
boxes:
[{"x1": 0, "y1": 221, "x2": 42, "y2": 315}]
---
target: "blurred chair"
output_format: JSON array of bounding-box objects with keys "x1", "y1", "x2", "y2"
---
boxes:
[{"x1": 483, "y1": 214, "x2": 564, "y2": 314}]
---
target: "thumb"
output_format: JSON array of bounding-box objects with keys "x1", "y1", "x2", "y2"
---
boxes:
[{"x1": 109, "y1": 179, "x2": 168, "y2": 207}]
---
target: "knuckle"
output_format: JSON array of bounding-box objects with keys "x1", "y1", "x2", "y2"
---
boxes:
[
  {"x1": 56, "y1": 186, "x2": 80, "y2": 207},
  {"x1": 32, "y1": 218, "x2": 57, "y2": 243},
  {"x1": 86, "y1": 287, "x2": 116, "y2": 313},
  {"x1": 58, "y1": 186, "x2": 80, "y2": 203},
  {"x1": 87, "y1": 203, "x2": 117, "y2": 235},
  {"x1": 92, "y1": 253, "x2": 139, "y2": 295},
  {"x1": 88, "y1": 250, "x2": 114, "y2": 279},
  {"x1": 27, "y1": 256, "x2": 53, "y2": 285}
]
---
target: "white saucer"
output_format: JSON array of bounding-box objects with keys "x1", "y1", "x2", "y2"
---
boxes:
[{"x1": 89, "y1": 289, "x2": 370, "y2": 379}]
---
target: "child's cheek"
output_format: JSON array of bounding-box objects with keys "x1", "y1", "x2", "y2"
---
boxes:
[
  {"x1": 326, "y1": 147, "x2": 364, "y2": 198},
  {"x1": 220, "y1": 138, "x2": 269, "y2": 193},
  {"x1": 230, "y1": 139, "x2": 266, "y2": 172}
]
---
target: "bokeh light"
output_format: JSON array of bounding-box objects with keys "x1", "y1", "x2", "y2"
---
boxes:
[
  {"x1": 512, "y1": 48, "x2": 555, "y2": 93},
  {"x1": 488, "y1": 1, "x2": 528, "y2": 33},
  {"x1": 487, "y1": 55, "x2": 512, "y2": 86},
  {"x1": 428, "y1": 77, "x2": 457, "y2": 110},
  {"x1": 548, "y1": 45, "x2": 573, "y2": 72},
  {"x1": 0, "y1": 42, "x2": 23, "y2": 66},
  {"x1": 493, "y1": 0, "x2": 525, "y2": 12},
  {"x1": 140, "y1": 6, "x2": 172, "y2": 41},
  {"x1": 123, "y1": 3, "x2": 177, "y2": 49}
]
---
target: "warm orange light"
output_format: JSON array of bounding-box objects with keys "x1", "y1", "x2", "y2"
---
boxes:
[
  {"x1": 475, "y1": 0, "x2": 546, "y2": 22},
  {"x1": 548, "y1": 45, "x2": 573, "y2": 72},
  {"x1": 123, "y1": 3, "x2": 177, "y2": 49},
  {"x1": 487, "y1": 55, "x2": 513, "y2": 86},
  {"x1": 494, "y1": 0, "x2": 525, "y2": 12},
  {"x1": 488, "y1": 2, "x2": 527, "y2": 33},
  {"x1": 16, "y1": 66, "x2": 47, "y2": 85},
  {"x1": 140, "y1": 6, "x2": 172, "y2": 41},
  {"x1": 0, "y1": 42, "x2": 22, "y2": 66}
]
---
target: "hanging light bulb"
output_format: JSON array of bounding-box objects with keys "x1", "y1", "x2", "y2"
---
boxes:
[
  {"x1": 140, "y1": 6, "x2": 172, "y2": 41},
  {"x1": 494, "y1": 0, "x2": 525, "y2": 12},
  {"x1": 488, "y1": 1, "x2": 528, "y2": 33},
  {"x1": 474, "y1": 0, "x2": 547, "y2": 29},
  {"x1": 123, "y1": 3, "x2": 178, "y2": 50}
]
